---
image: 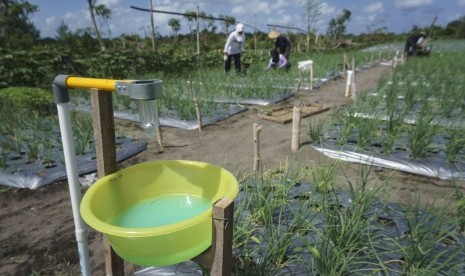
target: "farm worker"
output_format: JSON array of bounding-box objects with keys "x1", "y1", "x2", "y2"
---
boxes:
[
  {"x1": 224, "y1": 23, "x2": 246, "y2": 74},
  {"x1": 267, "y1": 48, "x2": 291, "y2": 72},
  {"x1": 268, "y1": 30, "x2": 291, "y2": 60},
  {"x1": 404, "y1": 32, "x2": 426, "y2": 56}
]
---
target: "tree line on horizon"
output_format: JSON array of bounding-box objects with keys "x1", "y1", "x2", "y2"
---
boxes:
[{"x1": 1, "y1": 0, "x2": 464, "y2": 88}]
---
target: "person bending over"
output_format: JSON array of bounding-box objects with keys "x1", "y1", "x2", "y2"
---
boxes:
[
  {"x1": 224, "y1": 23, "x2": 245, "y2": 74},
  {"x1": 267, "y1": 49, "x2": 291, "y2": 72},
  {"x1": 405, "y1": 32, "x2": 426, "y2": 56}
]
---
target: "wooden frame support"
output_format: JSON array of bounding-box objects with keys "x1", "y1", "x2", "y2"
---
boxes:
[
  {"x1": 90, "y1": 89, "x2": 125, "y2": 276},
  {"x1": 192, "y1": 198, "x2": 234, "y2": 276}
]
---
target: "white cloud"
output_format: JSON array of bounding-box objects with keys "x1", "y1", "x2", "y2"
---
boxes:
[
  {"x1": 271, "y1": 0, "x2": 287, "y2": 10},
  {"x1": 62, "y1": 10, "x2": 90, "y2": 32},
  {"x1": 459, "y1": 0, "x2": 465, "y2": 6},
  {"x1": 232, "y1": 1, "x2": 272, "y2": 16},
  {"x1": 96, "y1": 0, "x2": 122, "y2": 8},
  {"x1": 319, "y1": 2, "x2": 336, "y2": 16},
  {"x1": 45, "y1": 16, "x2": 57, "y2": 26},
  {"x1": 364, "y1": 2, "x2": 384, "y2": 14},
  {"x1": 395, "y1": 0, "x2": 433, "y2": 9}
]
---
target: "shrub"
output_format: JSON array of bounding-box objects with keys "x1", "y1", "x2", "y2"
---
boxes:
[{"x1": 0, "y1": 86, "x2": 55, "y2": 116}]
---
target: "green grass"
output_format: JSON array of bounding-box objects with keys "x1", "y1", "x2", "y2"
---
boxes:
[{"x1": 233, "y1": 162, "x2": 465, "y2": 275}]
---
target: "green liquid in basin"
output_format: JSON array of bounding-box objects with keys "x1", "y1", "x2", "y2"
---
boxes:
[{"x1": 114, "y1": 194, "x2": 211, "y2": 228}]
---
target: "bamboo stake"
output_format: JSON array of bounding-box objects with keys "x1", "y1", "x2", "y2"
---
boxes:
[
  {"x1": 309, "y1": 62, "x2": 314, "y2": 91},
  {"x1": 351, "y1": 55, "x2": 356, "y2": 99},
  {"x1": 253, "y1": 123, "x2": 262, "y2": 172},
  {"x1": 343, "y1": 53, "x2": 347, "y2": 73},
  {"x1": 371, "y1": 52, "x2": 374, "y2": 65},
  {"x1": 352, "y1": 54, "x2": 355, "y2": 72},
  {"x1": 188, "y1": 75, "x2": 203, "y2": 132},
  {"x1": 155, "y1": 123, "x2": 164, "y2": 152},
  {"x1": 291, "y1": 106, "x2": 301, "y2": 153}
]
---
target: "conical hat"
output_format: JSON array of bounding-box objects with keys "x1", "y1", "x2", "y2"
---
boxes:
[{"x1": 268, "y1": 30, "x2": 280, "y2": 39}]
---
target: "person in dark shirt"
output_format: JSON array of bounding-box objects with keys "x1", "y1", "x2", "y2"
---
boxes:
[
  {"x1": 405, "y1": 32, "x2": 427, "y2": 56},
  {"x1": 268, "y1": 31, "x2": 291, "y2": 60}
]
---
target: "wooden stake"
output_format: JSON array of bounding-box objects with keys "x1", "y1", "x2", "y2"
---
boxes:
[
  {"x1": 188, "y1": 75, "x2": 203, "y2": 132},
  {"x1": 345, "y1": 70, "x2": 354, "y2": 98},
  {"x1": 90, "y1": 88, "x2": 125, "y2": 276},
  {"x1": 192, "y1": 198, "x2": 234, "y2": 276},
  {"x1": 211, "y1": 198, "x2": 234, "y2": 275},
  {"x1": 371, "y1": 52, "x2": 374, "y2": 65},
  {"x1": 291, "y1": 106, "x2": 301, "y2": 153},
  {"x1": 155, "y1": 123, "x2": 164, "y2": 152},
  {"x1": 297, "y1": 60, "x2": 313, "y2": 91},
  {"x1": 253, "y1": 123, "x2": 262, "y2": 172},
  {"x1": 193, "y1": 97, "x2": 202, "y2": 132},
  {"x1": 295, "y1": 79, "x2": 302, "y2": 97}
]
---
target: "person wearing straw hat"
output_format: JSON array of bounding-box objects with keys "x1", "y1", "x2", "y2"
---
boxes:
[
  {"x1": 224, "y1": 23, "x2": 246, "y2": 74},
  {"x1": 268, "y1": 30, "x2": 291, "y2": 60}
]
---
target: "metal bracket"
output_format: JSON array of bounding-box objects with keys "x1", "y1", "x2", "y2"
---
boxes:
[{"x1": 115, "y1": 80, "x2": 163, "y2": 100}]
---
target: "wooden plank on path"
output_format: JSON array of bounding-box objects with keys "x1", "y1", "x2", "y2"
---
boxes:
[{"x1": 258, "y1": 104, "x2": 329, "y2": 124}]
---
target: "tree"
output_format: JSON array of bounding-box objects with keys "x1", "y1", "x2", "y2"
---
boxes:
[
  {"x1": 55, "y1": 20, "x2": 75, "y2": 47},
  {"x1": 168, "y1": 18, "x2": 181, "y2": 37},
  {"x1": 303, "y1": 0, "x2": 322, "y2": 52},
  {"x1": 444, "y1": 15, "x2": 465, "y2": 38},
  {"x1": 220, "y1": 15, "x2": 235, "y2": 35},
  {"x1": 0, "y1": 0, "x2": 40, "y2": 49},
  {"x1": 86, "y1": 0, "x2": 106, "y2": 51},
  {"x1": 327, "y1": 8, "x2": 351, "y2": 42},
  {"x1": 94, "y1": 4, "x2": 111, "y2": 37},
  {"x1": 183, "y1": 11, "x2": 197, "y2": 42}
]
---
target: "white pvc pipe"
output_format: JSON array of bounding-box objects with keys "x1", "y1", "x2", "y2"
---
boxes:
[
  {"x1": 298, "y1": 60, "x2": 313, "y2": 90},
  {"x1": 56, "y1": 102, "x2": 91, "y2": 276}
]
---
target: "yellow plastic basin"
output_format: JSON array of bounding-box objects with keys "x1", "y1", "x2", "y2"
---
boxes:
[{"x1": 80, "y1": 160, "x2": 239, "y2": 266}]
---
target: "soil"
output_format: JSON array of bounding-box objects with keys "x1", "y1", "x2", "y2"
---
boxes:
[{"x1": 1, "y1": 64, "x2": 463, "y2": 275}]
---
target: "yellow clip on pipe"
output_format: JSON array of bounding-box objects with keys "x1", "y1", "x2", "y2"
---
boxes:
[{"x1": 66, "y1": 77, "x2": 128, "y2": 92}]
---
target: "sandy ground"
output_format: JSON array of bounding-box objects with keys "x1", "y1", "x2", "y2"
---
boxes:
[{"x1": 1, "y1": 64, "x2": 463, "y2": 275}]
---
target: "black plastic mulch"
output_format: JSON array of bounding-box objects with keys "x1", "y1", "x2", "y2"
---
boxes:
[{"x1": 233, "y1": 181, "x2": 465, "y2": 275}]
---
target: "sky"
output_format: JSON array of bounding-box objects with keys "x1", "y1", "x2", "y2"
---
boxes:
[{"x1": 28, "y1": 0, "x2": 464, "y2": 39}]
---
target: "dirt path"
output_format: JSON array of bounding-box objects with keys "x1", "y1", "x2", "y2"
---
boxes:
[{"x1": 1, "y1": 64, "x2": 461, "y2": 275}]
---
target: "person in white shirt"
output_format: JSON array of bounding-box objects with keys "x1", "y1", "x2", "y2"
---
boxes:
[{"x1": 224, "y1": 23, "x2": 245, "y2": 74}]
